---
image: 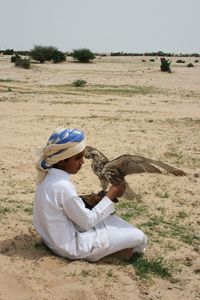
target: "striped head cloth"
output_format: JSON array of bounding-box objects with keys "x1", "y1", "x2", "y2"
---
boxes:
[{"x1": 36, "y1": 127, "x2": 86, "y2": 183}]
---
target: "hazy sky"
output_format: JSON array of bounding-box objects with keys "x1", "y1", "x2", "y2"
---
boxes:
[{"x1": 0, "y1": 0, "x2": 199, "y2": 53}]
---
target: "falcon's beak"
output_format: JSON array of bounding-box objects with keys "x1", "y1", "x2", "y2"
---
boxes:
[
  {"x1": 84, "y1": 147, "x2": 91, "y2": 159},
  {"x1": 84, "y1": 146, "x2": 95, "y2": 159}
]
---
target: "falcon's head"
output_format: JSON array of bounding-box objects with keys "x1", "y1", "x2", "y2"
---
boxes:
[{"x1": 84, "y1": 146, "x2": 108, "y2": 163}]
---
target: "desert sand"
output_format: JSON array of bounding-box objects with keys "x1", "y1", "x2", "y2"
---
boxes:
[{"x1": 0, "y1": 55, "x2": 200, "y2": 300}]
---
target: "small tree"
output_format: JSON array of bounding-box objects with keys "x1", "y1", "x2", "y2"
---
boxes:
[
  {"x1": 160, "y1": 57, "x2": 171, "y2": 73},
  {"x1": 72, "y1": 48, "x2": 95, "y2": 63},
  {"x1": 30, "y1": 45, "x2": 58, "y2": 63},
  {"x1": 52, "y1": 51, "x2": 66, "y2": 63}
]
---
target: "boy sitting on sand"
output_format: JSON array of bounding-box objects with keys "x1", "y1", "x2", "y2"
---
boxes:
[{"x1": 33, "y1": 127, "x2": 147, "y2": 261}]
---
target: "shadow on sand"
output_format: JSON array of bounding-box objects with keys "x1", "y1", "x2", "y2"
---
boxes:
[{"x1": 0, "y1": 228, "x2": 125, "y2": 266}]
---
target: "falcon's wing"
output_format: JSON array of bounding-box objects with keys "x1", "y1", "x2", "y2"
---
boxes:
[
  {"x1": 146, "y1": 158, "x2": 187, "y2": 176},
  {"x1": 104, "y1": 154, "x2": 187, "y2": 177}
]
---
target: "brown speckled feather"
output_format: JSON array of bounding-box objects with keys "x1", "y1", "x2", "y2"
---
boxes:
[{"x1": 104, "y1": 154, "x2": 187, "y2": 177}]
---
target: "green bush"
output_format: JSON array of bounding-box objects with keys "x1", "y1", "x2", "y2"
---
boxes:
[
  {"x1": 15, "y1": 57, "x2": 21, "y2": 67},
  {"x1": 160, "y1": 57, "x2": 171, "y2": 73},
  {"x1": 11, "y1": 53, "x2": 21, "y2": 63},
  {"x1": 30, "y1": 45, "x2": 57, "y2": 63},
  {"x1": 30, "y1": 45, "x2": 66, "y2": 63},
  {"x1": 22, "y1": 58, "x2": 31, "y2": 69},
  {"x1": 187, "y1": 63, "x2": 194, "y2": 68},
  {"x1": 176, "y1": 59, "x2": 185, "y2": 63},
  {"x1": 14, "y1": 56, "x2": 30, "y2": 69},
  {"x1": 72, "y1": 48, "x2": 95, "y2": 63},
  {"x1": 52, "y1": 51, "x2": 66, "y2": 63},
  {"x1": 72, "y1": 79, "x2": 87, "y2": 87}
]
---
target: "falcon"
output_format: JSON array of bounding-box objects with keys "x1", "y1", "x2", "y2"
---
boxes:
[{"x1": 84, "y1": 146, "x2": 187, "y2": 200}]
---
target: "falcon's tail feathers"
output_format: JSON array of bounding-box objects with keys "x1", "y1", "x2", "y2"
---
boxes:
[{"x1": 148, "y1": 159, "x2": 188, "y2": 176}]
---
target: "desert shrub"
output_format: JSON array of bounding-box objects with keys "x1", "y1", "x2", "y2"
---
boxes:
[
  {"x1": 160, "y1": 57, "x2": 171, "y2": 73},
  {"x1": 30, "y1": 45, "x2": 58, "y2": 63},
  {"x1": 150, "y1": 59, "x2": 155, "y2": 62},
  {"x1": 72, "y1": 48, "x2": 95, "y2": 63},
  {"x1": 14, "y1": 56, "x2": 30, "y2": 69},
  {"x1": 15, "y1": 57, "x2": 23, "y2": 67},
  {"x1": 187, "y1": 63, "x2": 194, "y2": 67},
  {"x1": 52, "y1": 51, "x2": 66, "y2": 63},
  {"x1": 176, "y1": 59, "x2": 185, "y2": 63},
  {"x1": 72, "y1": 79, "x2": 87, "y2": 87},
  {"x1": 11, "y1": 53, "x2": 21, "y2": 63},
  {"x1": 30, "y1": 45, "x2": 66, "y2": 63},
  {"x1": 194, "y1": 60, "x2": 199, "y2": 63},
  {"x1": 21, "y1": 58, "x2": 31, "y2": 69}
]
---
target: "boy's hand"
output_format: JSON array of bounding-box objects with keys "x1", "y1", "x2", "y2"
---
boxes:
[{"x1": 106, "y1": 181, "x2": 126, "y2": 200}]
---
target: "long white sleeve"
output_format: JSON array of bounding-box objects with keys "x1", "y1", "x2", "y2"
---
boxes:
[{"x1": 61, "y1": 195, "x2": 115, "y2": 230}]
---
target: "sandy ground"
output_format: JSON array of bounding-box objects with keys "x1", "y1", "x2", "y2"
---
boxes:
[{"x1": 0, "y1": 55, "x2": 200, "y2": 300}]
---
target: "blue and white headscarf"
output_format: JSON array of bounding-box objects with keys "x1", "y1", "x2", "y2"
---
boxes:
[{"x1": 36, "y1": 127, "x2": 86, "y2": 183}]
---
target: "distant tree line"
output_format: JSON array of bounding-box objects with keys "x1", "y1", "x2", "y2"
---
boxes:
[
  {"x1": 110, "y1": 51, "x2": 200, "y2": 57},
  {"x1": 1, "y1": 48, "x2": 199, "y2": 58}
]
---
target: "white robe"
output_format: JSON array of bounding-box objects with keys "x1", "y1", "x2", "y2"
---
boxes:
[{"x1": 33, "y1": 168, "x2": 147, "y2": 262}]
